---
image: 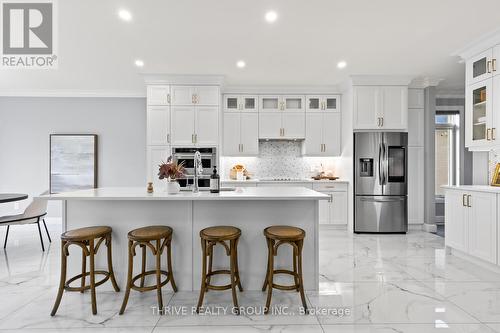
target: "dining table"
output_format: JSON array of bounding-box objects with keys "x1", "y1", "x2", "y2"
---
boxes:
[{"x1": 0, "y1": 193, "x2": 28, "y2": 204}]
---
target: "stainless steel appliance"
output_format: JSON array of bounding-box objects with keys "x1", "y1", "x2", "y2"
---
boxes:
[
  {"x1": 354, "y1": 132, "x2": 408, "y2": 233},
  {"x1": 172, "y1": 147, "x2": 217, "y2": 191}
]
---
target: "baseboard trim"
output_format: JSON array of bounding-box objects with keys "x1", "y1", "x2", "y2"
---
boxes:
[{"x1": 423, "y1": 223, "x2": 438, "y2": 233}]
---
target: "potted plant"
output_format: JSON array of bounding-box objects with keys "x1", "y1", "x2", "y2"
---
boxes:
[{"x1": 158, "y1": 156, "x2": 185, "y2": 194}]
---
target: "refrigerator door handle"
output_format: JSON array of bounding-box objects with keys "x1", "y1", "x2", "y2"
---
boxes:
[
  {"x1": 360, "y1": 197, "x2": 405, "y2": 202},
  {"x1": 383, "y1": 142, "x2": 388, "y2": 185},
  {"x1": 378, "y1": 142, "x2": 383, "y2": 185}
]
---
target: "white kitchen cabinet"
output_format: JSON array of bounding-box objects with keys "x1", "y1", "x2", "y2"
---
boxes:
[
  {"x1": 260, "y1": 96, "x2": 281, "y2": 112},
  {"x1": 330, "y1": 192, "x2": 348, "y2": 225},
  {"x1": 259, "y1": 112, "x2": 305, "y2": 139},
  {"x1": 259, "y1": 112, "x2": 282, "y2": 139},
  {"x1": 466, "y1": 79, "x2": 492, "y2": 148},
  {"x1": 195, "y1": 106, "x2": 219, "y2": 145},
  {"x1": 318, "y1": 200, "x2": 330, "y2": 224},
  {"x1": 171, "y1": 85, "x2": 219, "y2": 106},
  {"x1": 147, "y1": 146, "x2": 171, "y2": 187},
  {"x1": 466, "y1": 49, "x2": 493, "y2": 86},
  {"x1": 282, "y1": 112, "x2": 305, "y2": 138},
  {"x1": 171, "y1": 106, "x2": 195, "y2": 145},
  {"x1": 147, "y1": 85, "x2": 170, "y2": 105},
  {"x1": 147, "y1": 106, "x2": 170, "y2": 146},
  {"x1": 259, "y1": 95, "x2": 305, "y2": 112},
  {"x1": 223, "y1": 112, "x2": 258, "y2": 155},
  {"x1": 306, "y1": 95, "x2": 339, "y2": 112},
  {"x1": 445, "y1": 190, "x2": 468, "y2": 253},
  {"x1": 304, "y1": 112, "x2": 341, "y2": 156},
  {"x1": 468, "y1": 191, "x2": 497, "y2": 264},
  {"x1": 224, "y1": 95, "x2": 258, "y2": 112},
  {"x1": 353, "y1": 86, "x2": 408, "y2": 131},
  {"x1": 445, "y1": 188, "x2": 498, "y2": 264},
  {"x1": 408, "y1": 147, "x2": 424, "y2": 224},
  {"x1": 312, "y1": 182, "x2": 348, "y2": 225}
]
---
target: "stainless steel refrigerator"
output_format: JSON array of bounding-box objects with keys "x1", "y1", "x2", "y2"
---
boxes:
[{"x1": 354, "y1": 132, "x2": 408, "y2": 233}]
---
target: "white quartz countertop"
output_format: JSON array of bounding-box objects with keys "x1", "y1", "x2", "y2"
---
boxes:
[
  {"x1": 41, "y1": 187, "x2": 330, "y2": 201},
  {"x1": 442, "y1": 185, "x2": 500, "y2": 193},
  {"x1": 221, "y1": 179, "x2": 349, "y2": 184}
]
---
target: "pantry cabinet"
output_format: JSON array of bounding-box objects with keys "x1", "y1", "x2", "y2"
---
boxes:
[
  {"x1": 223, "y1": 112, "x2": 258, "y2": 155},
  {"x1": 304, "y1": 112, "x2": 341, "y2": 156},
  {"x1": 147, "y1": 85, "x2": 170, "y2": 105},
  {"x1": 171, "y1": 85, "x2": 219, "y2": 106},
  {"x1": 445, "y1": 188, "x2": 497, "y2": 264},
  {"x1": 171, "y1": 105, "x2": 218, "y2": 146},
  {"x1": 353, "y1": 86, "x2": 408, "y2": 131}
]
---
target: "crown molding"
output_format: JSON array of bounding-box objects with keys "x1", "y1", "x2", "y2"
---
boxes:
[
  {"x1": 349, "y1": 75, "x2": 414, "y2": 86},
  {"x1": 143, "y1": 74, "x2": 225, "y2": 86},
  {"x1": 0, "y1": 89, "x2": 145, "y2": 98},
  {"x1": 222, "y1": 85, "x2": 341, "y2": 94},
  {"x1": 409, "y1": 77, "x2": 443, "y2": 89},
  {"x1": 453, "y1": 28, "x2": 500, "y2": 60}
]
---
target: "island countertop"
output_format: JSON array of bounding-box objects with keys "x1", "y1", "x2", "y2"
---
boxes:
[{"x1": 41, "y1": 186, "x2": 329, "y2": 201}]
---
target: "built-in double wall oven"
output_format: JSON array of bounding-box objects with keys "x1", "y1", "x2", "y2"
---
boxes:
[{"x1": 172, "y1": 147, "x2": 217, "y2": 191}]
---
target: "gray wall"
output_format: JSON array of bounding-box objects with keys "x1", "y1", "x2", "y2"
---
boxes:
[
  {"x1": 0, "y1": 97, "x2": 147, "y2": 217},
  {"x1": 424, "y1": 87, "x2": 436, "y2": 227}
]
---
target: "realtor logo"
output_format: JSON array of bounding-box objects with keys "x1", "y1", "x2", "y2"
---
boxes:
[{"x1": 1, "y1": 0, "x2": 58, "y2": 68}]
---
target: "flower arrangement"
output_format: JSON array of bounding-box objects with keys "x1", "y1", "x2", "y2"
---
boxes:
[{"x1": 158, "y1": 156, "x2": 185, "y2": 181}]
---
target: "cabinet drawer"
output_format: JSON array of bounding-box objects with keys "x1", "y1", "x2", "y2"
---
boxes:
[{"x1": 312, "y1": 182, "x2": 348, "y2": 192}]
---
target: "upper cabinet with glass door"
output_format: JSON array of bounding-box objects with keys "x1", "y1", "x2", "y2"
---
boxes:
[
  {"x1": 224, "y1": 95, "x2": 258, "y2": 112},
  {"x1": 466, "y1": 49, "x2": 496, "y2": 86},
  {"x1": 259, "y1": 95, "x2": 305, "y2": 112},
  {"x1": 465, "y1": 79, "x2": 492, "y2": 148},
  {"x1": 306, "y1": 95, "x2": 339, "y2": 112}
]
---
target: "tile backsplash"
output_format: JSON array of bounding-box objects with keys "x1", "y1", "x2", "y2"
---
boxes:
[
  {"x1": 220, "y1": 141, "x2": 340, "y2": 180},
  {"x1": 489, "y1": 149, "x2": 500, "y2": 181}
]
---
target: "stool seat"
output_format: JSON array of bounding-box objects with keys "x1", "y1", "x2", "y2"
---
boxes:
[
  {"x1": 200, "y1": 226, "x2": 241, "y2": 241},
  {"x1": 128, "y1": 226, "x2": 172, "y2": 241},
  {"x1": 264, "y1": 226, "x2": 305, "y2": 241},
  {"x1": 61, "y1": 226, "x2": 111, "y2": 241}
]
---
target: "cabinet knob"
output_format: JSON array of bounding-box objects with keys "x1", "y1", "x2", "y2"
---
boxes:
[
  {"x1": 493, "y1": 59, "x2": 497, "y2": 72},
  {"x1": 462, "y1": 194, "x2": 467, "y2": 207}
]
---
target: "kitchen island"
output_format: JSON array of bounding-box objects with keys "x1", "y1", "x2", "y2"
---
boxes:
[{"x1": 43, "y1": 187, "x2": 328, "y2": 291}]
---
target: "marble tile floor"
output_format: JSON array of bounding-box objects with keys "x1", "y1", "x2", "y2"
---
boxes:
[{"x1": 1, "y1": 220, "x2": 500, "y2": 332}]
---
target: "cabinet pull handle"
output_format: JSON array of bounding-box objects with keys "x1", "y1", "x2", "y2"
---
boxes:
[
  {"x1": 192, "y1": 134, "x2": 194, "y2": 143},
  {"x1": 282, "y1": 128, "x2": 285, "y2": 136},
  {"x1": 241, "y1": 144, "x2": 243, "y2": 152},
  {"x1": 493, "y1": 59, "x2": 497, "y2": 72},
  {"x1": 329, "y1": 194, "x2": 333, "y2": 203},
  {"x1": 467, "y1": 195, "x2": 472, "y2": 207},
  {"x1": 377, "y1": 118, "x2": 381, "y2": 127},
  {"x1": 381, "y1": 117, "x2": 384, "y2": 127},
  {"x1": 488, "y1": 60, "x2": 492, "y2": 74},
  {"x1": 493, "y1": 128, "x2": 497, "y2": 140},
  {"x1": 324, "y1": 144, "x2": 326, "y2": 152},
  {"x1": 487, "y1": 128, "x2": 491, "y2": 141},
  {"x1": 195, "y1": 134, "x2": 197, "y2": 143},
  {"x1": 462, "y1": 194, "x2": 467, "y2": 207},
  {"x1": 167, "y1": 94, "x2": 171, "y2": 104},
  {"x1": 167, "y1": 133, "x2": 170, "y2": 143}
]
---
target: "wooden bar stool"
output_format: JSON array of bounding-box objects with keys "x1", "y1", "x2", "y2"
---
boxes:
[
  {"x1": 119, "y1": 226, "x2": 177, "y2": 315},
  {"x1": 51, "y1": 226, "x2": 120, "y2": 316},
  {"x1": 262, "y1": 225, "x2": 307, "y2": 314},
  {"x1": 196, "y1": 226, "x2": 243, "y2": 314}
]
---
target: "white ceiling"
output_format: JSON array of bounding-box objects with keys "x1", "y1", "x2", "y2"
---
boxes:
[{"x1": 2, "y1": 0, "x2": 500, "y2": 96}]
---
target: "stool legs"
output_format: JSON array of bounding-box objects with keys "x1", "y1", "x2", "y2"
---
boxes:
[
  {"x1": 229, "y1": 239, "x2": 240, "y2": 313},
  {"x1": 80, "y1": 249, "x2": 86, "y2": 293},
  {"x1": 106, "y1": 235, "x2": 120, "y2": 292},
  {"x1": 196, "y1": 239, "x2": 208, "y2": 313},
  {"x1": 89, "y1": 239, "x2": 97, "y2": 315},
  {"x1": 233, "y1": 238, "x2": 243, "y2": 292},
  {"x1": 166, "y1": 239, "x2": 178, "y2": 292},
  {"x1": 155, "y1": 239, "x2": 164, "y2": 313},
  {"x1": 264, "y1": 239, "x2": 274, "y2": 314},
  {"x1": 297, "y1": 240, "x2": 307, "y2": 312},
  {"x1": 51, "y1": 240, "x2": 68, "y2": 316},
  {"x1": 140, "y1": 245, "x2": 146, "y2": 288},
  {"x1": 119, "y1": 240, "x2": 134, "y2": 315}
]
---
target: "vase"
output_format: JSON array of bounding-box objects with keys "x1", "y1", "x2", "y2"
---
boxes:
[{"x1": 165, "y1": 180, "x2": 180, "y2": 194}]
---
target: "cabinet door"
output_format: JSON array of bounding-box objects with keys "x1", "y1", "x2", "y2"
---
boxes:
[
  {"x1": 171, "y1": 106, "x2": 195, "y2": 145},
  {"x1": 224, "y1": 95, "x2": 240, "y2": 112},
  {"x1": 494, "y1": 45, "x2": 500, "y2": 77},
  {"x1": 240, "y1": 113, "x2": 259, "y2": 155},
  {"x1": 147, "y1": 85, "x2": 170, "y2": 105},
  {"x1": 353, "y1": 86, "x2": 381, "y2": 130},
  {"x1": 445, "y1": 190, "x2": 468, "y2": 252},
  {"x1": 241, "y1": 95, "x2": 258, "y2": 112},
  {"x1": 318, "y1": 198, "x2": 331, "y2": 224},
  {"x1": 492, "y1": 75, "x2": 500, "y2": 144},
  {"x1": 147, "y1": 106, "x2": 170, "y2": 145},
  {"x1": 381, "y1": 86, "x2": 408, "y2": 130},
  {"x1": 466, "y1": 49, "x2": 493, "y2": 85},
  {"x1": 147, "y1": 146, "x2": 171, "y2": 187},
  {"x1": 171, "y1": 86, "x2": 194, "y2": 105},
  {"x1": 408, "y1": 108, "x2": 424, "y2": 147},
  {"x1": 468, "y1": 192, "x2": 497, "y2": 264},
  {"x1": 282, "y1": 112, "x2": 305, "y2": 138},
  {"x1": 305, "y1": 113, "x2": 323, "y2": 155},
  {"x1": 323, "y1": 95, "x2": 339, "y2": 112},
  {"x1": 259, "y1": 112, "x2": 282, "y2": 139},
  {"x1": 223, "y1": 112, "x2": 241, "y2": 155},
  {"x1": 194, "y1": 86, "x2": 219, "y2": 106},
  {"x1": 408, "y1": 147, "x2": 424, "y2": 225},
  {"x1": 195, "y1": 106, "x2": 219, "y2": 145},
  {"x1": 466, "y1": 79, "x2": 492, "y2": 147},
  {"x1": 323, "y1": 112, "x2": 341, "y2": 156},
  {"x1": 330, "y1": 191, "x2": 347, "y2": 225},
  {"x1": 306, "y1": 95, "x2": 322, "y2": 112},
  {"x1": 283, "y1": 95, "x2": 305, "y2": 112},
  {"x1": 260, "y1": 96, "x2": 281, "y2": 112}
]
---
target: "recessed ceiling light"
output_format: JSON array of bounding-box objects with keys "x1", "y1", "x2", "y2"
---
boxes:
[
  {"x1": 236, "y1": 60, "x2": 246, "y2": 68},
  {"x1": 118, "y1": 9, "x2": 132, "y2": 22},
  {"x1": 265, "y1": 10, "x2": 278, "y2": 23},
  {"x1": 135, "y1": 59, "x2": 144, "y2": 67},
  {"x1": 337, "y1": 61, "x2": 347, "y2": 69}
]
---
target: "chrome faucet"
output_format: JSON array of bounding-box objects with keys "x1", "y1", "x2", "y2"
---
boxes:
[{"x1": 192, "y1": 150, "x2": 203, "y2": 193}]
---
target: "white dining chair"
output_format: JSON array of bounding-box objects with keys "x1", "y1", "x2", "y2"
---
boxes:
[{"x1": 0, "y1": 191, "x2": 51, "y2": 251}]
